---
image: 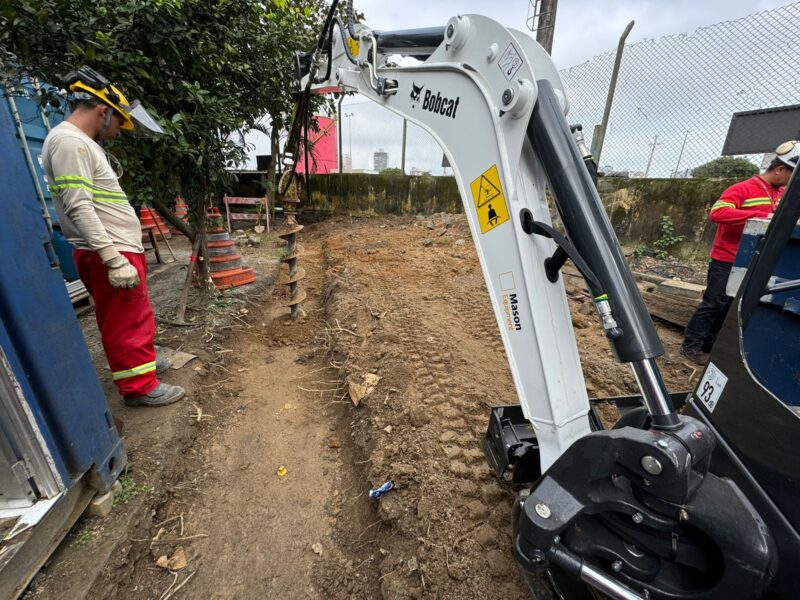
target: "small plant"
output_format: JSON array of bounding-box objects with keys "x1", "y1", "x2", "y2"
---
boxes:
[
  {"x1": 208, "y1": 294, "x2": 235, "y2": 313},
  {"x1": 653, "y1": 215, "x2": 685, "y2": 259},
  {"x1": 71, "y1": 529, "x2": 94, "y2": 547},
  {"x1": 207, "y1": 215, "x2": 224, "y2": 231},
  {"x1": 113, "y1": 471, "x2": 154, "y2": 506}
]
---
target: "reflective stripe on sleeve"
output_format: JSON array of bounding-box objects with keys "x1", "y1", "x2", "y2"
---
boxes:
[
  {"x1": 54, "y1": 174, "x2": 93, "y2": 186},
  {"x1": 92, "y1": 195, "x2": 129, "y2": 204},
  {"x1": 50, "y1": 182, "x2": 94, "y2": 194},
  {"x1": 741, "y1": 197, "x2": 772, "y2": 208},
  {"x1": 710, "y1": 200, "x2": 736, "y2": 211}
]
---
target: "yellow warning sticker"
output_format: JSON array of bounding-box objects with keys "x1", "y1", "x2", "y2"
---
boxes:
[
  {"x1": 470, "y1": 164, "x2": 509, "y2": 234},
  {"x1": 347, "y1": 37, "x2": 360, "y2": 57}
]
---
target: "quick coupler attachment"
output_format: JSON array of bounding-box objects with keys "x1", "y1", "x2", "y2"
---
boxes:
[
  {"x1": 481, "y1": 405, "x2": 541, "y2": 484},
  {"x1": 513, "y1": 416, "x2": 776, "y2": 599}
]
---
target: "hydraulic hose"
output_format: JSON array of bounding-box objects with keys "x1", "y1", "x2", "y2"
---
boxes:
[
  {"x1": 316, "y1": 0, "x2": 339, "y2": 51},
  {"x1": 283, "y1": 0, "x2": 344, "y2": 195},
  {"x1": 314, "y1": 17, "x2": 361, "y2": 84},
  {"x1": 346, "y1": 0, "x2": 358, "y2": 39}
]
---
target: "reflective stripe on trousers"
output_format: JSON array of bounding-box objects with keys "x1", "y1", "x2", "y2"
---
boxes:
[{"x1": 112, "y1": 360, "x2": 156, "y2": 381}]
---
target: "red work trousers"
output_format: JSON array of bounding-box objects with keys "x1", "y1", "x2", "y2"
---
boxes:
[{"x1": 73, "y1": 249, "x2": 159, "y2": 397}]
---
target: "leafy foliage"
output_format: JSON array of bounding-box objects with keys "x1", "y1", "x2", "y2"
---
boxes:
[
  {"x1": 1, "y1": 0, "x2": 330, "y2": 229},
  {"x1": 653, "y1": 215, "x2": 685, "y2": 259},
  {"x1": 112, "y1": 470, "x2": 153, "y2": 505},
  {"x1": 691, "y1": 157, "x2": 758, "y2": 179},
  {"x1": 379, "y1": 167, "x2": 404, "y2": 176},
  {"x1": 70, "y1": 529, "x2": 94, "y2": 547}
]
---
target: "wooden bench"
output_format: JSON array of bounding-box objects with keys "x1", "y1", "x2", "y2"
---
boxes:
[{"x1": 222, "y1": 196, "x2": 270, "y2": 233}]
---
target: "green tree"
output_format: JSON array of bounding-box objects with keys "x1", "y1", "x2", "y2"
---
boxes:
[
  {"x1": 1, "y1": 0, "x2": 330, "y2": 283},
  {"x1": 691, "y1": 157, "x2": 759, "y2": 179},
  {"x1": 380, "y1": 167, "x2": 403, "y2": 176}
]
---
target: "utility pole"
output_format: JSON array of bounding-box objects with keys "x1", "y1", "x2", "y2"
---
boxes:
[
  {"x1": 644, "y1": 134, "x2": 660, "y2": 178},
  {"x1": 672, "y1": 130, "x2": 690, "y2": 178},
  {"x1": 401, "y1": 119, "x2": 407, "y2": 174},
  {"x1": 344, "y1": 112, "x2": 354, "y2": 172},
  {"x1": 593, "y1": 20, "x2": 635, "y2": 164},
  {"x1": 534, "y1": 0, "x2": 558, "y2": 54},
  {"x1": 337, "y1": 95, "x2": 344, "y2": 174}
]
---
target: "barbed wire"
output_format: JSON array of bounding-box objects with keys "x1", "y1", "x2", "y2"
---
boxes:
[{"x1": 559, "y1": 3, "x2": 800, "y2": 178}]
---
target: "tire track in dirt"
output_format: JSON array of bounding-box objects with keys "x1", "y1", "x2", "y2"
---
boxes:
[
  {"x1": 315, "y1": 214, "x2": 695, "y2": 600},
  {"x1": 317, "y1": 217, "x2": 528, "y2": 599}
]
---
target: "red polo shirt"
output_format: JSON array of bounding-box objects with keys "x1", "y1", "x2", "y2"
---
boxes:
[{"x1": 708, "y1": 175, "x2": 783, "y2": 263}]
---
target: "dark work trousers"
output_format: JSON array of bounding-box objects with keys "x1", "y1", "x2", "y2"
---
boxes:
[{"x1": 682, "y1": 259, "x2": 733, "y2": 352}]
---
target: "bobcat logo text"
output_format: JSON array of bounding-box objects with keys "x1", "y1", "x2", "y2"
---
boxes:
[{"x1": 409, "y1": 83, "x2": 460, "y2": 119}]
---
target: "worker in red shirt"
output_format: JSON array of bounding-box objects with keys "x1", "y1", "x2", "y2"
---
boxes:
[{"x1": 681, "y1": 141, "x2": 799, "y2": 365}]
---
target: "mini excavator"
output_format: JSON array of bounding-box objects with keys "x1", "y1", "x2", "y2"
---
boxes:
[{"x1": 292, "y1": 3, "x2": 800, "y2": 597}]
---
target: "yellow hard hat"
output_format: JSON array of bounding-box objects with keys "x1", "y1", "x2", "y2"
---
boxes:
[
  {"x1": 68, "y1": 78, "x2": 134, "y2": 130},
  {"x1": 65, "y1": 66, "x2": 163, "y2": 134}
]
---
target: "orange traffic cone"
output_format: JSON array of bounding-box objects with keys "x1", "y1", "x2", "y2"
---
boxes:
[
  {"x1": 206, "y1": 206, "x2": 225, "y2": 233},
  {"x1": 140, "y1": 207, "x2": 172, "y2": 241},
  {"x1": 205, "y1": 230, "x2": 255, "y2": 289},
  {"x1": 201, "y1": 207, "x2": 254, "y2": 289}
]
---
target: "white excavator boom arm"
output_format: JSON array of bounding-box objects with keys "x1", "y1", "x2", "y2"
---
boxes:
[{"x1": 298, "y1": 13, "x2": 676, "y2": 471}]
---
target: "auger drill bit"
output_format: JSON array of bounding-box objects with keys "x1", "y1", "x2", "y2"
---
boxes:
[
  {"x1": 276, "y1": 162, "x2": 307, "y2": 320},
  {"x1": 279, "y1": 221, "x2": 305, "y2": 320}
]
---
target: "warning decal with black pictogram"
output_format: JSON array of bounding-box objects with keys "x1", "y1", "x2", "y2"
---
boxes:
[
  {"x1": 470, "y1": 164, "x2": 509, "y2": 234},
  {"x1": 474, "y1": 174, "x2": 501, "y2": 207}
]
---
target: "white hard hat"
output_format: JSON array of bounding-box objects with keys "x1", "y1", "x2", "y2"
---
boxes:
[{"x1": 775, "y1": 140, "x2": 799, "y2": 169}]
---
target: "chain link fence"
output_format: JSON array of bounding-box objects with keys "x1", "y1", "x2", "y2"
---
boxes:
[{"x1": 560, "y1": 3, "x2": 800, "y2": 178}]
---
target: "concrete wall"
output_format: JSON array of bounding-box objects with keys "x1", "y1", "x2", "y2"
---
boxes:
[
  {"x1": 308, "y1": 174, "x2": 462, "y2": 215},
  {"x1": 598, "y1": 177, "x2": 736, "y2": 258},
  {"x1": 307, "y1": 174, "x2": 737, "y2": 258}
]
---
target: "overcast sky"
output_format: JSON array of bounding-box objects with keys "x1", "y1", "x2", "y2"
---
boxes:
[{"x1": 241, "y1": 0, "x2": 796, "y2": 173}]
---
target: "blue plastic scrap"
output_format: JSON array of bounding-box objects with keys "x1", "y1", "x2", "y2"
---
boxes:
[{"x1": 369, "y1": 480, "x2": 395, "y2": 499}]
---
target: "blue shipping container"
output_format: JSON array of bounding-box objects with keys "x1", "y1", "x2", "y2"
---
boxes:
[{"x1": 2, "y1": 80, "x2": 78, "y2": 281}]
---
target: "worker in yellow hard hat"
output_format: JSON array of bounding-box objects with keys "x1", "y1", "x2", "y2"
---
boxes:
[
  {"x1": 42, "y1": 66, "x2": 184, "y2": 407},
  {"x1": 63, "y1": 66, "x2": 164, "y2": 140}
]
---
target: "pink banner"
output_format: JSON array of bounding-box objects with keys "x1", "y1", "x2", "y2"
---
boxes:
[{"x1": 295, "y1": 115, "x2": 338, "y2": 174}]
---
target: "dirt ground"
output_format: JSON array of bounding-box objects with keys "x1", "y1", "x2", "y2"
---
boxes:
[
  {"x1": 23, "y1": 213, "x2": 699, "y2": 600},
  {"x1": 629, "y1": 253, "x2": 708, "y2": 286}
]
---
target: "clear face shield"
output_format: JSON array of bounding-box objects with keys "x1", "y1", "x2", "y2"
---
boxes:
[{"x1": 125, "y1": 100, "x2": 165, "y2": 135}]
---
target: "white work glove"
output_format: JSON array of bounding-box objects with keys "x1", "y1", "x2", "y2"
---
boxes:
[{"x1": 98, "y1": 247, "x2": 140, "y2": 290}]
